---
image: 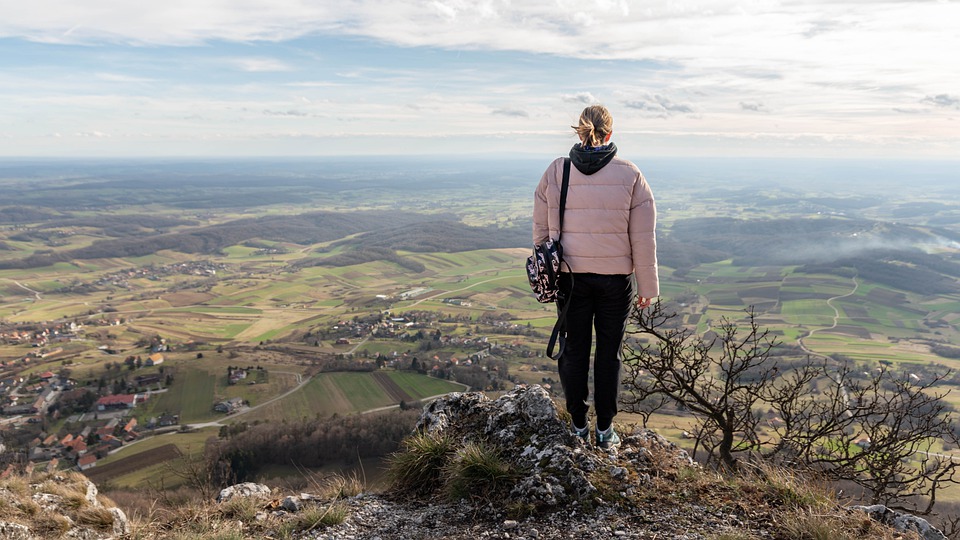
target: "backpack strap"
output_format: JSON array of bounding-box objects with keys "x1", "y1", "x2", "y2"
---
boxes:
[
  {"x1": 557, "y1": 158, "x2": 571, "y2": 241},
  {"x1": 547, "y1": 158, "x2": 573, "y2": 360},
  {"x1": 547, "y1": 292, "x2": 571, "y2": 360}
]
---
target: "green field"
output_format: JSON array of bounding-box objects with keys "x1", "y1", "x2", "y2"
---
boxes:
[
  {"x1": 387, "y1": 371, "x2": 467, "y2": 397},
  {"x1": 142, "y1": 367, "x2": 218, "y2": 423},
  {"x1": 239, "y1": 371, "x2": 462, "y2": 423}
]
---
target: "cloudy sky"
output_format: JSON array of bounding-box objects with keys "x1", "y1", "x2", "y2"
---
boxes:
[{"x1": 1, "y1": 0, "x2": 957, "y2": 158}]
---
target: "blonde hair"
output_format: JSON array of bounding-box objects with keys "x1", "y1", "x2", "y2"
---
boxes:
[{"x1": 573, "y1": 105, "x2": 613, "y2": 147}]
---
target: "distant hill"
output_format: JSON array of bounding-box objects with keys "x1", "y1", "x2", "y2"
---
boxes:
[
  {"x1": 295, "y1": 220, "x2": 528, "y2": 272},
  {"x1": 0, "y1": 206, "x2": 64, "y2": 224},
  {"x1": 333, "y1": 220, "x2": 528, "y2": 253},
  {"x1": 660, "y1": 216, "x2": 960, "y2": 295},
  {"x1": 0, "y1": 210, "x2": 452, "y2": 269}
]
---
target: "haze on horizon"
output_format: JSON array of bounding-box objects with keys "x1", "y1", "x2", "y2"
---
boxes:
[{"x1": 0, "y1": 0, "x2": 957, "y2": 160}]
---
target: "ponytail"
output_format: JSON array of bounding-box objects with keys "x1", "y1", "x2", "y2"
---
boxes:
[{"x1": 573, "y1": 105, "x2": 613, "y2": 147}]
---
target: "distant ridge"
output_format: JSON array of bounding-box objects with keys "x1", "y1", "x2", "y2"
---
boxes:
[{"x1": 0, "y1": 210, "x2": 462, "y2": 269}]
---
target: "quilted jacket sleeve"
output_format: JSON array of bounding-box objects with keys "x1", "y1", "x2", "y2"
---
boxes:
[
  {"x1": 629, "y1": 173, "x2": 659, "y2": 298},
  {"x1": 532, "y1": 160, "x2": 558, "y2": 246}
]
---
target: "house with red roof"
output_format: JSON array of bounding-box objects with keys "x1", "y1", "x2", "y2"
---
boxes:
[
  {"x1": 77, "y1": 454, "x2": 97, "y2": 471},
  {"x1": 95, "y1": 394, "x2": 138, "y2": 411}
]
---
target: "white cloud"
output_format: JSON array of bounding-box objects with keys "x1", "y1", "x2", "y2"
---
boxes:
[
  {"x1": 623, "y1": 94, "x2": 695, "y2": 117},
  {"x1": 96, "y1": 73, "x2": 155, "y2": 83},
  {"x1": 491, "y1": 107, "x2": 529, "y2": 118},
  {"x1": 740, "y1": 101, "x2": 768, "y2": 113},
  {"x1": 922, "y1": 94, "x2": 960, "y2": 109},
  {"x1": 562, "y1": 92, "x2": 599, "y2": 105},
  {"x1": 235, "y1": 58, "x2": 295, "y2": 72}
]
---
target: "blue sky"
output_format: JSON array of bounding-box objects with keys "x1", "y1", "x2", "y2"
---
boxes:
[{"x1": 0, "y1": 0, "x2": 957, "y2": 158}]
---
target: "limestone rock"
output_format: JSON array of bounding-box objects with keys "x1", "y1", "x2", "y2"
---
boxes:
[
  {"x1": 414, "y1": 384, "x2": 693, "y2": 511},
  {"x1": 0, "y1": 522, "x2": 32, "y2": 540},
  {"x1": 852, "y1": 505, "x2": 947, "y2": 540},
  {"x1": 217, "y1": 482, "x2": 272, "y2": 503}
]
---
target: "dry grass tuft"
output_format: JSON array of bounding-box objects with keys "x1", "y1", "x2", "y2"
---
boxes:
[
  {"x1": 33, "y1": 512, "x2": 73, "y2": 536},
  {"x1": 777, "y1": 508, "x2": 920, "y2": 540},
  {"x1": 740, "y1": 460, "x2": 834, "y2": 511},
  {"x1": 386, "y1": 430, "x2": 456, "y2": 497},
  {"x1": 282, "y1": 502, "x2": 349, "y2": 536},
  {"x1": 76, "y1": 505, "x2": 118, "y2": 530},
  {"x1": 305, "y1": 471, "x2": 364, "y2": 500},
  {"x1": 443, "y1": 441, "x2": 516, "y2": 502},
  {"x1": 218, "y1": 495, "x2": 260, "y2": 522}
]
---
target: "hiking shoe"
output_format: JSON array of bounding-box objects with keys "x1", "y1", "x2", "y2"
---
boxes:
[
  {"x1": 573, "y1": 423, "x2": 590, "y2": 443},
  {"x1": 596, "y1": 427, "x2": 621, "y2": 450}
]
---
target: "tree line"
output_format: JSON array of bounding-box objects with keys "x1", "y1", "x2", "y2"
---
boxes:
[
  {"x1": 205, "y1": 409, "x2": 420, "y2": 485},
  {"x1": 0, "y1": 210, "x2": 445, "y2": 269}
]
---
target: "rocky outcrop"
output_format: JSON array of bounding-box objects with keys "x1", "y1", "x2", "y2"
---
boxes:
[
  {"x1": 0, "y1": 470, "x2": 128, "y2": 539},
  {"x1": 209, "y1": 385, "x2": 948, "y2": 539},
  {"x1": 415, "y1": 384, "x2": 694, "y2": 509}
]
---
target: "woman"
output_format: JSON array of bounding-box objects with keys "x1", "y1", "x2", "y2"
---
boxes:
[{"x1": 532, "y1": 104, "x2": 658, "y2": 449}]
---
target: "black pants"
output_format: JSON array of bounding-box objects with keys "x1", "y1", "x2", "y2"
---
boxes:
[{"x1": 557, "y1": 272, "x2": 633, "y2": 431}]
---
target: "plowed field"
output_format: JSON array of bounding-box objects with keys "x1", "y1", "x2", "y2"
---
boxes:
[
  {"x1": 373, "y1": 371, "x2": 413, "y2": 403},
  {"x1": 84, "y1": 444, "x2": 182, "y2": 484}
]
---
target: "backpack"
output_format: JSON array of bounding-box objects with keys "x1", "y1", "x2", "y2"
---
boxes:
[{"x1": 525, "y1": 158, "x2": 572, "y2": 359}]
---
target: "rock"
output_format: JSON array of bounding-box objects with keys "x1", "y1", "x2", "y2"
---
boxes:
[
  {"x1": 0, "y1": 522, "x2": 32, "y2": 540},
  {"x1": 217, "y1": 482, "x2": 271, "y2": 503},
  {"x1": 108, "y1": 507, "x2": 130, "y2": 537},
  {"x1": 281, "y1": 496, "x2": 302, "y2": 512},
  {"x1": 851, "y1": 505, "x2": 947, "y2": 540}
]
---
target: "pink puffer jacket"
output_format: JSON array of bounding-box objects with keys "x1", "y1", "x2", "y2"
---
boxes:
[{"x1": 533, "y1": 155, "x2": 659, "y2": 298}]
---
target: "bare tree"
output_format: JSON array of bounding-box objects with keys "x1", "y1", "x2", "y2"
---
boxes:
[
  {"x1": 780, "y1": 364, "x2": 960, "y2": 513},
  {"x1": 621, "y1": 302, "x2": 776, "y2": 470},
  {"x1": 621, "y1": 301, "x2": 960, "y2": 514}
]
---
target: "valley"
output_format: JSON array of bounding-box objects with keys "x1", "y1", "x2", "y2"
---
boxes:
[{"x1": 1, "y1": 156, "x2": 959, "y2": 494}]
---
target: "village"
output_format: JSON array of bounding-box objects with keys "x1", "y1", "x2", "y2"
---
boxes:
[
  {"x1": 0, "y1": 366, "x2": 175, "y2": 477},
  {"x1": 0, "y1": 320, "x2": 268, "y2": 476}
]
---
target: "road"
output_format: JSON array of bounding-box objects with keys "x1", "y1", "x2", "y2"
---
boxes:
[
  {"x1": 403, "y1": 275, "x2": 515, "y2": 308},
  {"x1": 796, "y1": 275, "x2": 860, "y2": 359},
  {"x1": 187, "y1": 370, "x2": 310, "y2": 429},
  {"x1": 3, "y1": 279, "x2": 42, "y2": 301}
]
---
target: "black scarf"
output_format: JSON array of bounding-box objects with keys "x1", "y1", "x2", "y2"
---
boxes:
[{"x1": 569, "y1": 142, "x2": 618, "y2": 175}]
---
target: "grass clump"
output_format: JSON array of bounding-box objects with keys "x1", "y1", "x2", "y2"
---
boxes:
[
  {"x1": 76, "y1": 506, "x2": 118, "y2": 530},
  {"x1": 745, "y1": 461, "x2": 833, "y2": 511},
  {"x1": 307, "y1": 471, "x2": 364, "y2": 500},
  {"x1": 386, "y1": 430, "x2": 456, "y2": 497},
  {"x1": 33, "y1": 512, "x2": 72, "y2": 536},
  {"x1": 275, "y1": 502, "x2": 349, "y2": 538},
  {"x1": 218, "y1": 495, "x2": 260, "y2": 522},
  {"x1": 777, "y1": 508, "x2": 915, "y2": 540},
  {"x1": 444, "y1": 441, "x2": 516, "y2": 501},
  {"x1": 298, "y1": 502, "x2": 349, "y2": 529}
]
